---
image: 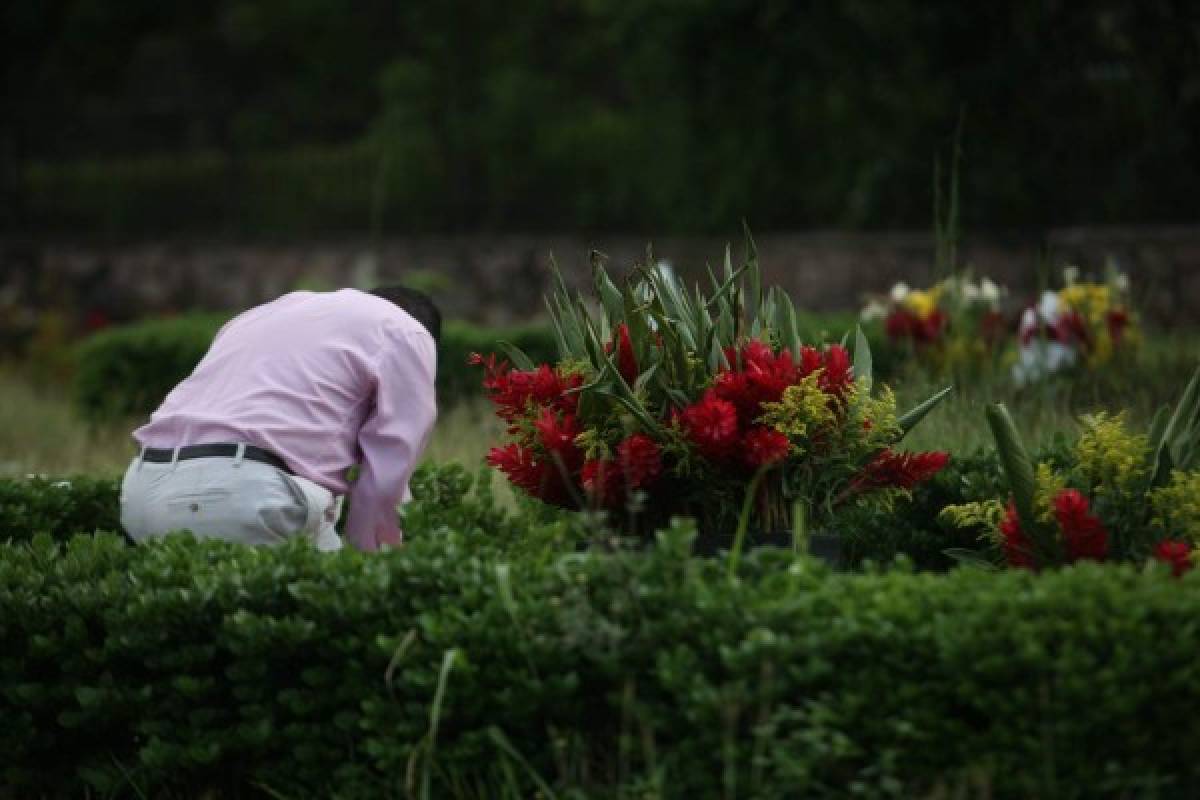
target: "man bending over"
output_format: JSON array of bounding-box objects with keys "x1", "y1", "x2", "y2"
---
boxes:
[{"x1": 120, "y1": 287, "x2": 439, "y2": 551}]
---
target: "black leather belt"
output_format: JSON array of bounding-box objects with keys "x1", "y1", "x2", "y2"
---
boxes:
[{"x1": 141, "y1": 444, "x2": 293, "y2": 474}]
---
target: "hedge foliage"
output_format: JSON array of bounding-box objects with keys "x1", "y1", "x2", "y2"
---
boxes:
[
  {"x1": 70, "y1": 314, "x2": 560, "y2": 421},
  {"x1": 0, "y1": 475, "x2": 122, "y2": 544},
  {"x1": 3, "y1": 525, "x2": 1199, "y2": 799}
]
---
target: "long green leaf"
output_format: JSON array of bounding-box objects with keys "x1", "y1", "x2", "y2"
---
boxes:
[
  {"x1": 1152, "y1": 365, "x2": 1200, "y2": 484},
  {"x1": 986, "y1": 404, "x2": 1037, "y2": 530},
  {"x1": 496, "y1": 341, "x2": 534, "y2": 371},
  {"x1": 591, "y1": 251, "x2": 624, "y2": 323},
  {"x1": 897, "y1": 386, "x2": 953, "y2": 437},
  {"x1": 853, "y1": 325, "x2": 873, "y2": 387}
]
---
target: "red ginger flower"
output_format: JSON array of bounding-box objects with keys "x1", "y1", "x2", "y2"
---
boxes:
[
  {"x1": 611, "y1": 324, "x2": 639, "y2": 386},
  {"x1": 680, "y1": 394, "x2": 740, "y2": 461},
  {"x1": 819, "y1": 344, "x2": 854, "y2": 397},
  {"x1": 582, "y1": 458, "x2": 623, "y2": 508},
  {"x1": 851, "y1": 449, "x2": 950, "y2": 492},
  {"x1": 1000, "y1": 502, "x2": 1037, "y2": 569},
  {"x1": 713, "y1": 340, "x2": 800, "y2": 424},
  {"x1": 1153, "y1": 540, "x2": 1194, "y2": 577},
  {"x1": 470, "y1": 354, "x2": 580, "y2": 421},
  {"x1": 487, "y1": 444, "x2": 571, "y2": 506},
  {"x1": 534, "y1": 409, "x2": 583, "y2": 472},
  {"x1": 616, "y1": 433, "x2": 662, "y2": 489},
  {"x1": 741, "y1": 427, "x2": 791, "y2": 468},
  {"x1": 1053, "y1": 489, "x2": 1109, "y2": 562}
]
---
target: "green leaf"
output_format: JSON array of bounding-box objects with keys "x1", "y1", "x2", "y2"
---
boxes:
[
  {"x1": 853, "y1": 325, "x2": 873, "y2": 387},
  {"x1": 985, "y1": 403, "x2": 1037, "y2": 530},
  {"x1": 897, "y1": 386, "x2": 953, "y2": 437},
  {"x1": 496, "y1": 341, "x2": 535, "y2": 372},
  {"x1": 591, "y1": 251, "x2": 624, "y2": 324},
  {"x1": 1152, "y1": 364, "x2": 1200, "y2": 484}
]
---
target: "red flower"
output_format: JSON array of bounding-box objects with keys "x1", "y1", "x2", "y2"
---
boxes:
[
  {"x1": 712, "y1": 339, "x2": 799, "y2": 423},
  {"x1": 851, "y1": 449, "x2": 950, "y2": 492},
  {"x1": 680, "y1": 394, "x2": 740, "y2": 461},
  {"x1": 1053, "y1": 489, "x2": 1109, "y2": 562},
  {"x1": 980, "y1": 310, "x2": 1008, "y2": 347},
  {"x1": 885, "y1": 310, "x2": 915, "y2": 342},
  {"x1": 741, "y1": 427, "x2": 791, "y2": 468},
  {"x1": 886, "y1": 309, "x2": 946, "y2": 345},
  {"x1": 1106, "y1": 308, "x2": 1130, "y2": 345},
  {"x1": 820, "y1": 345, "x2": 854, "y2": 397},
  {"x1": 487, "y1": 444, "x2": 571, "y2": 506},
  {"x1": 534, "y1": 409, "x2": 583, "y2": 473},
  {"x1": 616, "y1": 433, "x2": 663, "y2": 489},
  {"x1": 471, "y1": 353, "x2": 578, "y2": 422},
  {"x1": 1051, "y1": 311, "x2": 1091, "y2": 350},
  {"x1": 1000, "y1": 502, "x2": 1036, "y2": 569},
  {"x1": 582, "y1": 458, "x2": 623, "y2": 508},
  {"x1": 606, "y1": 323, "x2": 639, "y2": 386},
  {"x1": 1153, "y1": 540, "x2": 1193, "y2": 577},
  {"x1": 798, "y1": 345, "x2": 824, "y2": 377}
]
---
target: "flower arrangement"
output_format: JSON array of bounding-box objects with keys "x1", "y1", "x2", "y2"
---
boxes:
[
  {"x1": 861, "y1": 272, "x2": 1008, "y2": 374},
  {"x1": 941, "y1": 366, "x2": 1200, "y2": 574},
  {"x1": 475, "y1": 243, "x2": 952, "y2": 547},
  {"x1": 1012, "y1": 265, "x2": 1138, "y2": 385}
]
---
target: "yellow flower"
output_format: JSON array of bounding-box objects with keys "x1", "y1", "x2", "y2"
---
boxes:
[
  {"x1": 1149, "y1": 471, "x2": 1200, "y2": 543},
  {"x1": 1059, "y1": 283, "x2": 1112, "y2": 328},
  {"x1": 1032, "y1": 462, "x2": 1067, "y2": 523},
  {"x1": 1075, "y1": 412, "x2": 1149, "y2": 495},
  {"x1": 939, "y1": 500, "x2": 1006, "y2": 532},
  {"x1": 903, "y1": 287, "x2": 942, "y2": 320},
  {"x1": 759, "y1": 372, "x2": 836, "y2": 445}
]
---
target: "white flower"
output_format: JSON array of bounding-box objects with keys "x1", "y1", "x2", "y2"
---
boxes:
[
  {"x1": 1063, "y1": 265, "x2": 1081, "y2": 286},
  {"x1": 1112, "y1": 272, "x2": 1130, "y2": 294},
  {"x1": 860, "y1": 300, "x2": 888, "y2": 322},
  {"x1": 979, "y1": 278, "x2": 1002, "y2": 303},
  {"x1": 1036, "y1": 290, "x2": 1062, "y2": 323},
  {"x1": 889, "y1": 282, "x2": 911, "y2": 303}
]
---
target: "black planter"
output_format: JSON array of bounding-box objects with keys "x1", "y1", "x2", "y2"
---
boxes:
[{"x1": 806, "y1": 532, "x2": 845, "y2": 569}]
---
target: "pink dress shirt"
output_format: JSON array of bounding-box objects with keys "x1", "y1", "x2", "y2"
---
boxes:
[{"x1": 133, "y1": 289, "x2": 438, "y2": 550}]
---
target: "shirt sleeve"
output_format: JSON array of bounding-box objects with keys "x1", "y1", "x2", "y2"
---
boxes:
[{"x1": 343, "y1": 327, "x2": 437, "y2": 551}]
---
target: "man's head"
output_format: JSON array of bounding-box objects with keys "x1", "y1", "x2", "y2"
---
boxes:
[{"x1": 369, "y1": 286, "x2": 442, "y2": 343}]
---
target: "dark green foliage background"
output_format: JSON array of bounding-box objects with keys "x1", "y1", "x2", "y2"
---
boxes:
[{"x1": 6, "y1": 2, "x2": 1198, "y2": 234}]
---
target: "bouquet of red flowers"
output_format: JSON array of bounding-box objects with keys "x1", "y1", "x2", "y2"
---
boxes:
[{"x1": 474, "y1": 242, "x2": 952, "y2": 546}]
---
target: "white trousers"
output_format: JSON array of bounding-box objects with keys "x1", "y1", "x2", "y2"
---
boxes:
[{"x1": 120, "y1": 450, "x2": 343, "y2": 552}]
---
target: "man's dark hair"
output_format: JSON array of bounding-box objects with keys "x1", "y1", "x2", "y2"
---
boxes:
[{"x1": 369, "y1": 286, "x2": 442, "y2": 343}]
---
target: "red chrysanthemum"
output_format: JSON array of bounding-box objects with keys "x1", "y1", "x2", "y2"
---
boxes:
[
  {"x1": 1053, "y1": 489, "x2": 1109, "y2": 562},
  {"x1": 741, "y1": 427, "x2": 791, "y2": 468},
  {"x1": 797, "y1": 345, "x2": 824, "y2": 377},
  {"x1": 680, "y1": 394, "x2": 740, "y2": 461},
  {"x1": 581, "y1": 458, "x2": 623, "y2": 508},
  {"x1": 1153, "y1": 540, "x2": 1194, "y2": 578},
  {"x1": 1000, "y1": 502, "x2": 1036, "y2": 569},
  {"x1": 851, "y1": 449, "x2": 950, "y2": 492},
  {"x1": 886, "y1": 309, "x2": 946, "y2": 346},
  {"x1": 615, "y1": 433, "x2": 663, "y2": 489},
  {"x1": 534, "y1": 408, "x2": 583, "y2": 473}
]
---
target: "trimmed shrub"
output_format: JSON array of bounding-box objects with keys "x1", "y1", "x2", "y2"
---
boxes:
[
  {"x1": 0, "y1": 475, "x2": 122, "y2": 544},
  {"x1": 72, "y1": 313, "x2": 229, "y2": 420},
  {"x1": 2, "y1": 527, "x2": 1199, "y2": 798},
  {"x1": 437, "y1": 320, "x2": 558, "y2": 402}
]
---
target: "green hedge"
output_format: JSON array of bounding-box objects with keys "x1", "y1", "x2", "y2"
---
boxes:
[
  {"x1": 0, "y1": 475, "x2": 122, "y2": 544},
  {"x1": 72, "y1": 313, "x2": 230, "y2": 420},
  {"x1": 70, "y1": 314, "x2": 560, "y2": 421},
  {"x1": 3, "y1": 527, "x2": 1199, "y2": 798}
]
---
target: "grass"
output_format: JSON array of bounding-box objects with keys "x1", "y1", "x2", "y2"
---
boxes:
[
  {"x1": 0, "y1": 366, "x2": 504, "y2": 479},
  {"x1": 2, "y1": 325, "x2": 1197, "y2": 480}
]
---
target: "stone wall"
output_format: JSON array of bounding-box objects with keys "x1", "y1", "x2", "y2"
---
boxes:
[{"x1": 3, "y1": 227, "x2": 1199, "y2": 326}]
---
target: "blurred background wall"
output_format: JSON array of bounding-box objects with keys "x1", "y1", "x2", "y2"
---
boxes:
[{"x1": 2, "y1": 0, "x2": 1198, "y2": 319}]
